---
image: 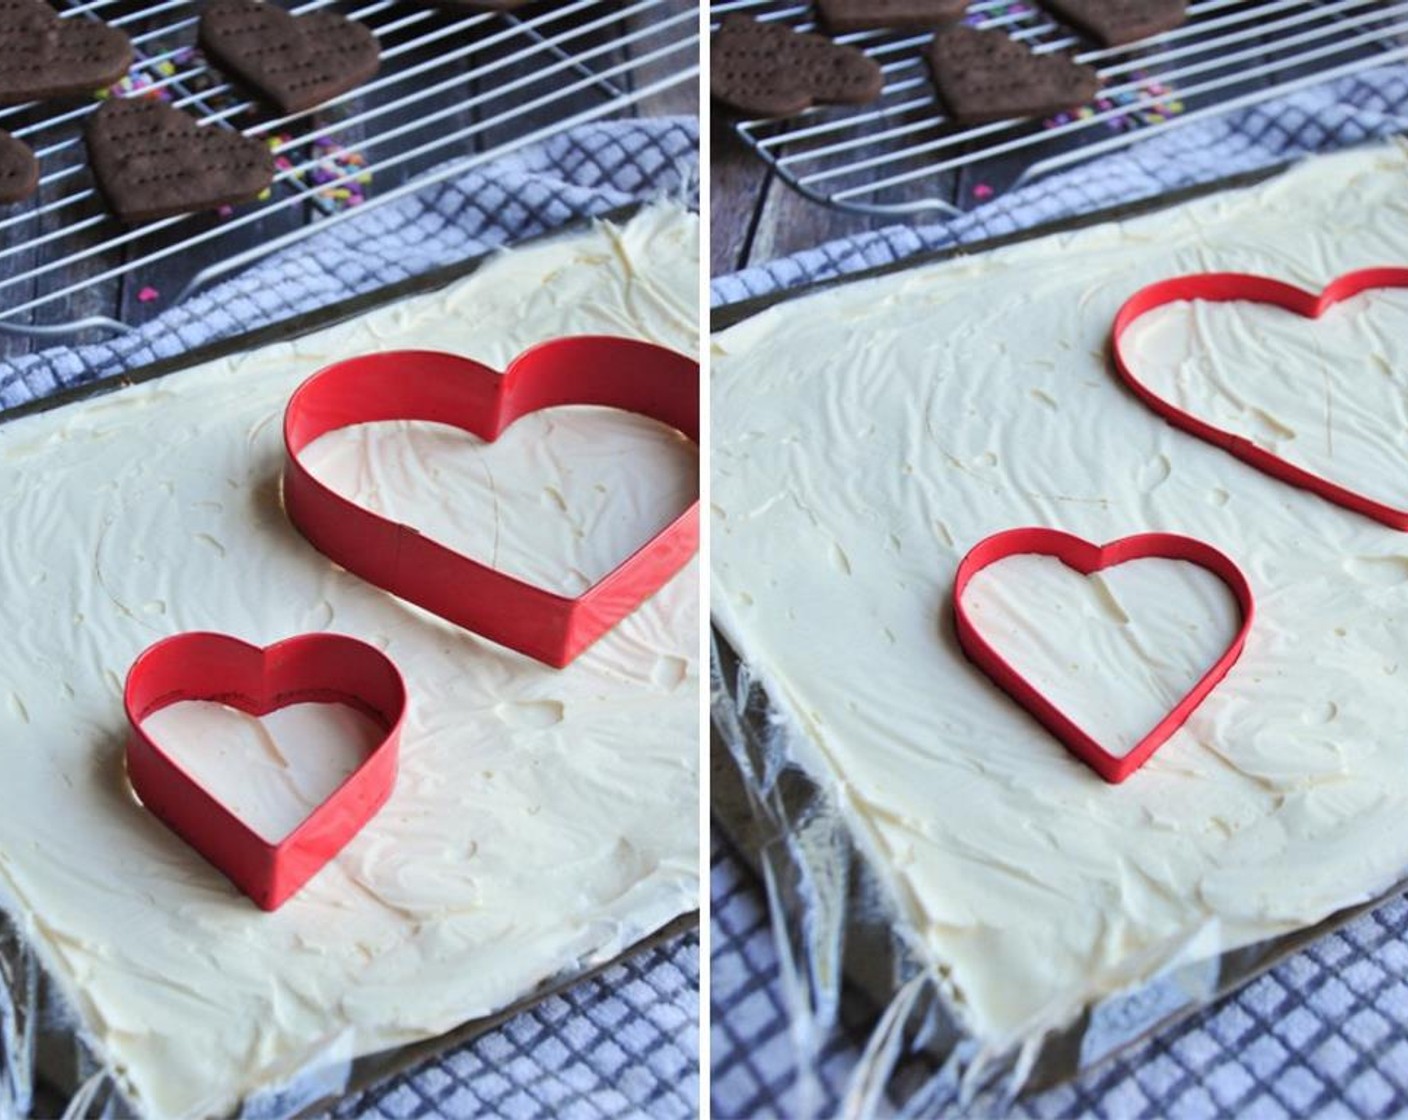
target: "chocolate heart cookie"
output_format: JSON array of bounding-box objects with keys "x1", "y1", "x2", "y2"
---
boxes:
[
  {"x1": 711, "y1": 13, "x2": 884, "y2": 118},
  {"x1": 1044, "y1": 0, "x2": 1188, "y2": 46},
  {"x1": 199, "y1": 0, "x2": 381, "y2": 115},
  {"x1": 817, "y1": 0, "x2": 969, "y2": 33},
  {"x1": 0, "y1": 0, "x2": 133, "y2": 105},
  {"x1": 0, "y1": 129, "x2": 38, "y2": 204},
  {"x1": 85, "y1": 98, "x2": 275, "y2": 223},
  {"x1": 927, "y1": 25, "x2": 1099, "y2": 124}
]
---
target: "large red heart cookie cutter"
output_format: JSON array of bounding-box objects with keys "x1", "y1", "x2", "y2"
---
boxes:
[
  {"x1": 1112, "y1": 268, "x2": 1408, "y2": 530},
  {"x1": 283, "y1": 337, "x2": 699, "y2": 668},
  {"x1": 124, "y1": 632, "x2": 406, "y2": 910},
  {"x1": 952, "y1": 528, "x2": 1254, "y2": 784}
]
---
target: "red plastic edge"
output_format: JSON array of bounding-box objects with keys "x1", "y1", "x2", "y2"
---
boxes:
[
  {"x1": 952, "y1": 528, "x2": 1255, "y2": 784},
  {"x1": 1111, "y1": 268, "x2": 1408, "y2": 531},
  {"x1": 282, "y1": 337, "x2": 700, "y2": 668},
  {"x1": 124, "y1": 631, "x2": 407, "y2": 910}
]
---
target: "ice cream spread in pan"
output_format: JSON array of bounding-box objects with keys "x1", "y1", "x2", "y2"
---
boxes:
[
  {"x1": 712, "y1": 143, "x2": 1408, "y2": 1058},
  {"x1": 0, "y1": 206, "x2": 700, "y2": 1119}
]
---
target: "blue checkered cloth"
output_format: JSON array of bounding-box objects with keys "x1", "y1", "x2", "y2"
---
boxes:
[
  {"x1": 2, "y1": 116, "x2": 700, "y2": 409},
  {"x1": 332, "y1": 936, "x2": 699, "y2": 1120},
  {"x1": 0, "y1": 116, "x2": 700, "y2": 1120},
  {"x1": 711, "y1": 67, "x2": 1408, "y2": 1119}
]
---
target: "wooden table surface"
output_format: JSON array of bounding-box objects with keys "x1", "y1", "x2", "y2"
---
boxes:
[
  {"x1": 707, "y1": 9, "x2": 1404, "y2": 284},
  {"x1": 0, "y1": 0, "x2": 697, "y2": 361},
  {"x1": 710, "y1": 117, "x2": 959, "y2": 280}
]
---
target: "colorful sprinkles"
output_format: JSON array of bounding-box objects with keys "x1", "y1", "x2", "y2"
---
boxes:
[
  {"x1": 95, "y1": 47, "x2": 374, "y2": 219},
  {"x1": 955, "y1": 7, "x2": 1190, "y2": 135},
  {"x1": 1044, "y1": 73, "x2": 1185, "y2": 132},
  {"x1": 99, "y1": 48, "x2": 203, "y2": 102},
  {"x1": 964, "y1": 2, "x2": 1037, "y2": 23},
  {"x1": 308, "y1": 135, "x2": 373, "y2": 213},
  {"x1": 266, "y1": 132, "x2": 373, "y2": 214}
]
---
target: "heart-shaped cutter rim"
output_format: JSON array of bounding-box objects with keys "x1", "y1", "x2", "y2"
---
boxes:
[
  {"x1": 952, "y1": 527, "x2": 1254, "y2": 783},
  {"x1": 1112, "y1": 267, "x2": 1408, "y2": 531},
  {"x1": 124, "y1": 631, "x2": 407, "y2": 910},
  {"x1": 282, "y1": 336, "x2": 700, "y2": 669}
]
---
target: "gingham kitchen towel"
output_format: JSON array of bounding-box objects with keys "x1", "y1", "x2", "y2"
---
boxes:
[
  {"x1": 330, "y1": 935, "x2": 700, "y2": 1120},
  {"x1": 0, "y1": 116, "x2": 700, "y2": 409},
  {"x1": 710, "y1": 66, "x2": 1408, "y2": 306},
  {"x1": 711, "y1": 66, "x2": 1408, "y2": 1120},
  {"x1": 0, "y1": 115, "x2": 700, "y2": 1120}
]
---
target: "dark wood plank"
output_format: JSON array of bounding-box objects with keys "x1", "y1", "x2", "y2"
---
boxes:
[
  {"x1": 726, "y1": 123, "x2": 962, "y2": 270},
  {"x1": 710, "y1": 119, "x2": 767, "y2": 276},
  {"x1": 35, "y1": 97, "x2": 122, "y2": 349},
  {"x1": 361, "y1": 6, "x2": 487, "y2": 187},
  {"x1": 628, "y1": 0, "x2": 699, "y2": 118},
  {"x1": 746, "y1": 173, "x2": 880, "y2": 266},
  {"x1": 474, "y1": 2, "x2": 624, "y2": 157},
  {"x1": 0, "y1": 102, "x2": 41, "y2": 359},
  {"x1": 709, "y1": 20, "x2": 966, "y2": 273}
]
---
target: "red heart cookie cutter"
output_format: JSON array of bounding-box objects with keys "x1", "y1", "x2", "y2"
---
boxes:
[
  {"x1": 283, "y1": 337, "x2": 699, "y2": 668},
  {"x1": 124, "y1": 632, "x2": 406, "y2": 910},
  {"x1": 953, "y1": 528, "x2": 1254, "y2": 784},
  {"x1": 1112, "y1": 268, "x2": 1408, "y2": 530}
]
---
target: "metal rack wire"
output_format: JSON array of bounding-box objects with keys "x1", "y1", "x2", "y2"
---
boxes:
[
  {"x1": 716, "y1": 0, "x2": 1408, "y2": 216},
  {"x1": 0, "y1": 0, "x2": 698, "y2": 339}
]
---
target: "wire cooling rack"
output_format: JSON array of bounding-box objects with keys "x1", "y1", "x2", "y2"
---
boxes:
[
  {"x1": 0, "y1": 0, "x2": 697, "y2": 339},
  {"x1": 715, "y1": 0, "x2": 1408, "y2": 216}
]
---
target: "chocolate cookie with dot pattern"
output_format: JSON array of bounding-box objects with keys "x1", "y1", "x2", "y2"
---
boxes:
[
  {"x1": 85, "y1": 98, "x2": 275, "y2": 223},
  {"x1": 711, "y1": 13, "x2": 884, "y2": 118},
  {"x1": 817, "y1": 0, "x2": 968, "y2": 33},
  {"x1": 200, "y1": 0, "x2": 380, "y2": 116},
  {"x1": 927, "y1": 24, "x2": 1098, "y2": 125},
  {"x1": 0, "y1": 129, "x2": 38, "y2": 204},
  {"x1": 0, "y1": 0, "x2": 132, "y2": 106},
  {"x1": 1043, "y1": 0, "x2": 1187, "y2": 47}
]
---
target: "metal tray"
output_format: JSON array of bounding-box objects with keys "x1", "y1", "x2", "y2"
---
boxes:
[
  {"x1": 0, "y1": 205, "x2": 700, "y2": 1118},
  {"x1": 707, "y1": 145, "x2": 1408, "y2": 1101}
]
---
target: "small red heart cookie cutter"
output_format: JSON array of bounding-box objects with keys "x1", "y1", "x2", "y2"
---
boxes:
[
  {"x1": 952, "y1": 528, "x2": 1254, "y2": 784},
  {"x1": 124, "y1": 632, "x2": 406, "y2": 910},
  {"x1": 283, "y1": 337, "x2": 699, "y2": 668},
  {"x1": 1112, "y1": 268, "x2": 1408, "y2": 530}
]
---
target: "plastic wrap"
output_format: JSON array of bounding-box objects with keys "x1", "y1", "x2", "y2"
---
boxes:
[
  {"x1": 712, "y1": 624, "x2": 1408, "y2": 1115},
  {"x1": 0, "y1": 890, "x2": 695, "y2": 1119}
]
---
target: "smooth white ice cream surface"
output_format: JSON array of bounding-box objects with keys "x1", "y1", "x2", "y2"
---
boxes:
[
  {"x1": 0, "y1": 206, "x2": 700, "y2": 1118},
  {"x1": 712, "y1": 144, "x2": 1408, "y2": 1046}
]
